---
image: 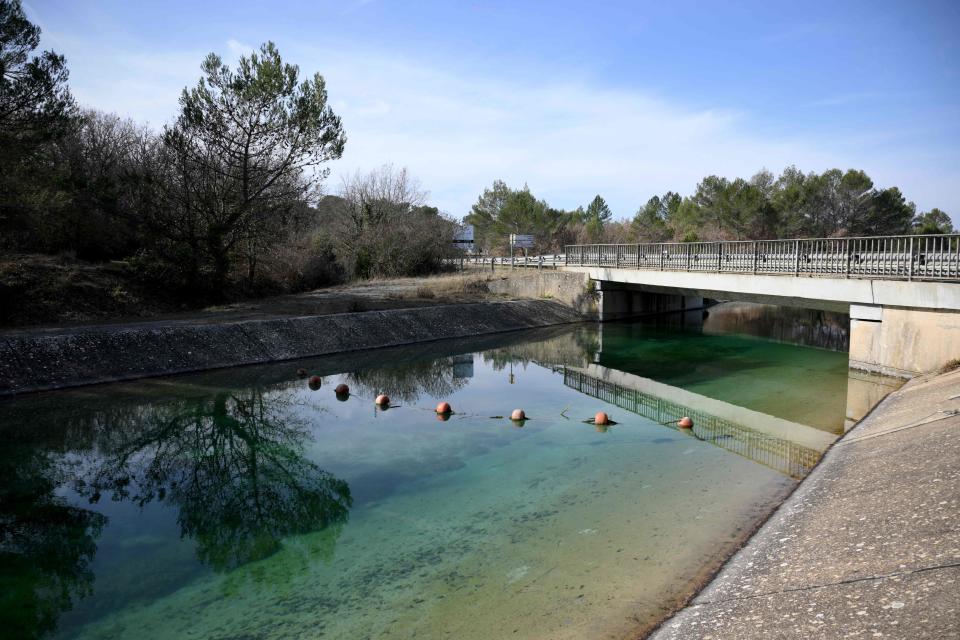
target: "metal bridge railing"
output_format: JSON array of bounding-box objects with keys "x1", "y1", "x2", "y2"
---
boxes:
[
  {"x1": 456, "y1": 254, "x2": 566, "y2": 269},
  {"x1": 563, "y1": 234, "x2": 960, "y2": 281}
]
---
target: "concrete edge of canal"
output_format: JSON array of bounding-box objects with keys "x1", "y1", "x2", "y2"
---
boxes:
[
  {"x1": 647, "y1": 366, "x2": 960, "y2": 639},
  {"x1": 0, "y1": 299, "x2": 584, "y2": 396}
]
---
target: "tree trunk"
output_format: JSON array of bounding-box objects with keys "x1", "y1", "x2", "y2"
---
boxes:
[
  {"x1": 209, "y1": 237, "x2": 231, "y2": 298},
  {"x1": 245, "y1": 234, "x2": 257, "y2": 289}
]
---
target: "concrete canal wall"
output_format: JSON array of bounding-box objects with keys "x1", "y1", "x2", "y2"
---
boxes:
[
  {"x1": 0, "y1": 299, "x2": 582, "y2": 396},
  {"x1": 485, "y1": 270, "x2": 600, "y2": 317},
  {"x1": 649, "y1": 366, "x2": 960, "y2": 639}
]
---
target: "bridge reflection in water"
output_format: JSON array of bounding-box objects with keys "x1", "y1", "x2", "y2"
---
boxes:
[{"x1": 562, "y1": 366, "x2": 833, "y2": 479}]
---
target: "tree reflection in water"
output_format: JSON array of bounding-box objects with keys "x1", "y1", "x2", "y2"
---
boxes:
[
  {"x1": 1, "y1": 387, "x2": 352, "y2": 638},
  {"x1": 483, "y1": 325, "x2": 599, "y2": 371},
  {"x1": 0, "y1": 446, "x2": 105, "y2": 640},
  {"x1": 75, "y1": 389, "x2": 353, "y2": 571},
  {"x1": 347, "y1": 357, "x2": 470, "y2": 403}
]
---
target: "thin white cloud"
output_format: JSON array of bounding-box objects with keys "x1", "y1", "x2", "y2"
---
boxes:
[
  {"x1": 806, "y1": 92, "x2": 879, "y2": 108},
  {"x1": 300, "y1": 46, "x2": 851, "y2": 216},
  {"x1": 226, "y1": 38, "x2": 254, "y2": 57}
]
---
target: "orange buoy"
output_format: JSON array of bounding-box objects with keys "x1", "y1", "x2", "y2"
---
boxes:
[
  {"x1": 308, "y1": 375, "x2": 322, "y2": 390},
  {"x1": 335, "y1": 383, "x2": 350, "y2": 395},
  {"x1": 511, "y1": 408, "x2": 526, "y2": 421},
  {"x1": 678, "y1": 416, "x2": 694, "y2": 429},
  {"x1": 436, "y1": 412, "x2": 451, "y2": 422},
  {"x1": 296, "y1": 368, "x2": 308, "y2": 378},
  {"x1": 436, "y1": 401, "x2": 452, "y2": 415},
  {"x1": 594, "y1": 411, "x2": 610, "y2": 426},
  {"x1": 375, "y1": 394, "x2": 390, "y2": 407}
]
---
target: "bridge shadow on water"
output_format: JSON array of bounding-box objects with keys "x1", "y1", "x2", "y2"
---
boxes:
[{"x1": 561, "y1": 367, "x2": 828, "y2": 479}]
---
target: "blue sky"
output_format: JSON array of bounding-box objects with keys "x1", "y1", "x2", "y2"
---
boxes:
[{"x1": 26, "y1": 0, "x2": 960, "y2": 223}]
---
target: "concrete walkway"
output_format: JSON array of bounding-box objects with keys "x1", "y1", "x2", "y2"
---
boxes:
[{"x1": 649, "y1": 368, "x2": 960, "y2": 639}]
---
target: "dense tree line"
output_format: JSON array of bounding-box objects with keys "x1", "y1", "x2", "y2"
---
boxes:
[
  {"x1": 464, "y1": 181, "x2": 618, "y2": 254},
  {"x1": 0, "y1": 1, "x2": 456, "y2": 301},
  {"x1": 467, "y1": 171, "x2": 953, "y2": 255}
]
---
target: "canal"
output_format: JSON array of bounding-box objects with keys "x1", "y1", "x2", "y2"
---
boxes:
[{"x1": 0, "y1": 303, "x2": 899, "y2": 639}]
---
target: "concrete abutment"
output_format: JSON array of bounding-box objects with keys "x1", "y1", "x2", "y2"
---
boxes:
[
  {"x1": 596, "y1": 280, "x2": 704, "y2": 322},
  {"x1": 849, "y1": 304, "x2": 960, "y2": 378}
]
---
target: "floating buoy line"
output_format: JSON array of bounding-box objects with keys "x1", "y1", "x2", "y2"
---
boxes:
[{"x1": 294, "y1": 368, "x2": 696, "y2": 432}]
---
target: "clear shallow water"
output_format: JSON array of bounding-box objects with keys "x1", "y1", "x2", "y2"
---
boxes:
[
  {"x1": 0, "y1": 305, "x2": 870, "y2": 639},
  {"x1": 597, "y1": 305, "x2": 852, "y2": 432}
]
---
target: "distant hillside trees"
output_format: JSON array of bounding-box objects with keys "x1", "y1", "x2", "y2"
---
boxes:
[
  {"x1": 584, "y1": 195, "x2": 612, "y2": 243},
  {"x1": 466, "y1": 181, "x2": 602, "y2": 254},
  {"x1": 663, "y1": 168, "x2": 919, "y2": 241},
  {"x1": 632, "y1": 192, "x2": 680, "y2": 242},
  {"x1": 912, "y1": 208, "x2": 954, "y2": 235},
  {"x1": 467, "y1": 167, "x2": 951, "y2": 254}
]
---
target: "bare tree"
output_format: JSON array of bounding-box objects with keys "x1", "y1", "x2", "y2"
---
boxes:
[
  {"x1": 338, "y1": 164, "x2": 428, "y2": 233},
  {"x1": 326, "y1": 165, "x2": 456, "y2": 278}
]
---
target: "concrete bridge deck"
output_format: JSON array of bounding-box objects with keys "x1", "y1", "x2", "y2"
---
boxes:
[{"x1": 563, "y1": 266, "x2": 960, "y2": 314}]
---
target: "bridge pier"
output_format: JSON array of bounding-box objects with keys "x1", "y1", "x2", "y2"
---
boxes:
[
  {"x1": 597, "y1": 280, "x2": 704, "y2": 322},
  {"x1": 849, "y1": 304, "x2": 960, "y2": 377}
]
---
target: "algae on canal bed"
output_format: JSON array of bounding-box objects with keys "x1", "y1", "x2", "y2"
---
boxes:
[{"x1": 0, "y1": 304, "x2": 883, "y2": 639}]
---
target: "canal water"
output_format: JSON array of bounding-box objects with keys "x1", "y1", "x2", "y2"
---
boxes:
[{"x1": 0, "y1": 303, "x2": 890, "y2": 639}]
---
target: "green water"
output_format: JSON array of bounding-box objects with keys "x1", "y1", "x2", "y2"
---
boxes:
[
  {"x1": 596, "y1": 308, "x2": 850, "y2": 432},
  {"x1": 0, "y1": 305, "x2": 861, "y2": 639}
]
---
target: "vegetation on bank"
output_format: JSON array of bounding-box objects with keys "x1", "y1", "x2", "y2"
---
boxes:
[
  {"x1": 0, "y1": 0, "x2": 458, "y2": 320},
  {"x1": 466, "y1": 174, "x2": 954, "y2": 255}
]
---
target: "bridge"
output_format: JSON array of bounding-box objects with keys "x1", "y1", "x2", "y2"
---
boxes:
[{"x1": 465, "y1": 234, "x2": 960, "y2": 378}]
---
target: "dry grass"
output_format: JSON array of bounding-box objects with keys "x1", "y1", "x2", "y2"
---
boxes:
[
  {"x1": 383, "y1": 273, "x2": 494, "y2": 301},
  {"x1": 940, "y1": 358, "x2": 960, "y2": 374}
]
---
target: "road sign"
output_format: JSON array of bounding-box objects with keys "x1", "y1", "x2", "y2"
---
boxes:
[
  {"x1": 511, "y1": 234, "x2": 535, "y2": 248},
  {"x1": 453, "y1": 225, "x2": 474, "y2": 244}
]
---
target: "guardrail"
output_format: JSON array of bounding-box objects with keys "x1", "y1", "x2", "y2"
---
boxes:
[
  {"x1": 457, "y1": 255, "x2": 566, "y2": 269},
  {"x1": 564, "y1": 234, "x2": 960, "y2": 281}
]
